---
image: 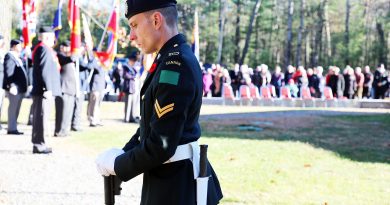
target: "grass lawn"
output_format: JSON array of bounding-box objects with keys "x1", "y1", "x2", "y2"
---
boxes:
[{"x1": 2, "y1": 99, "x2": 389, "y2": 204}]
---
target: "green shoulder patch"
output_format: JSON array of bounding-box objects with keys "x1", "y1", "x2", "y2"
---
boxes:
[{"x1": 159, "y1": 70, "x2": 180, "y2": 86}]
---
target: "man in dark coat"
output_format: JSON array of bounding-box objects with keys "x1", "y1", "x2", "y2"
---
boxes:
[
  {"x1": 95, "y1": 1, "x2": 223, "y2": 204},
  {"x1": 122, "y1": 55, "x2": 138, "y2": 123},
  {"x1": 0, "y1": 34, "x2": 5, "y2": 130},
  {"x1": 31, "y1": 27, "x2": 61, "y2": 154},
  {"x1": 87, "y1": 57, "x2": 105, "y2": 127},
  {"x1": 3, "y1": 39, "x2": 28, "y2": 134}
]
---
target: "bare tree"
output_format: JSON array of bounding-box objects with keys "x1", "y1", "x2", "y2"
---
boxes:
[
  {"x1": 239, "y1": 0, "x2": 262, "y2": 65},
  {"x1": 234, "y1": 0, "x2": 241, "y2": 64},
  {"x1": 284, "y1": 0, "x2": 294, "y2": 69},
  {"x1": 345, "y1": 0, "x2": 351, "y2": 65},
  {"x1": 296, "y1": 0, "x2": 305, "y2": 66},
  {"x1": 323, "y1": 0, "x2": 332, "y2": 65},
  {"x1": 217, "y1": 0, "x2": 227, "y2": 64}
]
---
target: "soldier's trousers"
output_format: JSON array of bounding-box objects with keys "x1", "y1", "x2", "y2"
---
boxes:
[
  {"x1": 7, "y1": 92, "x2": 25, "y2": 131},
  {"x1": 71, "y1": 92, "x2": 84, "y2": 130},
  {"x1": 55, "y1": 94, "x2": 75, "y2": 135},
  {"x1": 32, "y1": 95, "x2": 53, "y2": 144},
  {"x1": 124, "y1": 93, "x2": 135, "y2": 122},
  {"x1": 87, "y1": 91, "x2": 103, "y2": 125}
]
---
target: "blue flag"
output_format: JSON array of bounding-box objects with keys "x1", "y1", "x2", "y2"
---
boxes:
[{"x1": 52, "y1": 0, "x2": 64, "y2": 40}]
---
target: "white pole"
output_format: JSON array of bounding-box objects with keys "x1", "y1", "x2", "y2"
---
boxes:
[{"x1": 97, "y1": 0, "x2": 115, "y2": 51}]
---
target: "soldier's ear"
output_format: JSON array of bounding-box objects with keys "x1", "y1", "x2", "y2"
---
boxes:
[{"x1": 151, "y1": 12, "x2": 163, "y2": 30}]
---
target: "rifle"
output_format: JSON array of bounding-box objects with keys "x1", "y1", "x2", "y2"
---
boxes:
[{"x1": 104, "y1": 175, "x2": 122, "y2": 205}]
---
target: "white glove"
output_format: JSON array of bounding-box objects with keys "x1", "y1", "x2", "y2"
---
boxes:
[
  {"x1": 27, "y1": 85, "x2": 33, "y2": 93},
  {"x1": 43, "y1": 90, "x2": 52, "y2": 99},
  {"x1": 95, "y1": 148, "x2": 124, "y2": 176},
  {"x1": 9, "y1": 86, "x2": 18, "y2": 95}
]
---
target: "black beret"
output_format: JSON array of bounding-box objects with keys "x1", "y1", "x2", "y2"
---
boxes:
[
  {"x1": 10, "y1": 39, "x2": 22, "y2": 47},
  {"x1": 125, "y1": 0, "x2": 177, "y2": 19},
  {"x1": 39, "y1": 26, "x2": 54, "y2": 33}
]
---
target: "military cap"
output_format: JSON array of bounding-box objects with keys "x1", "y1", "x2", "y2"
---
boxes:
[
  {"x1": 60, "y1": 40, "x2": 70, "y2": 47},
  {"x1": 125, "y1": 0, "x2": 177, "y2": 19},
  {"x1": 10, "y1": 39, "x2": 22, "y2": 47},
  {"x1": 39, "y1": 26, "x2": 54, "y2": 33}
]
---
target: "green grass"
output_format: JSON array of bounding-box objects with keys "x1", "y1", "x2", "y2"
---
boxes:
[{"x1": 2, "y1": 99, "x2": 390, "y2": 204}]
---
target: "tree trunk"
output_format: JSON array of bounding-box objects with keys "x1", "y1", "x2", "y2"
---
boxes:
[
  {"x1": 323, "y1": 0, "x2": 332, "y2": 66},
  {"x1": 239, "y1": 0, "x2": 262, "y2": 65},
  {"x1": 0, "y1": 0, "x2": 13, "y2": 50},
  {"x1": 269, "y1": 0, "x2": 278, "y2": 65},
  {"x1": 344, "y1": 0, "x2": 351, "y2": 65},
  {"x1": 234, "y1": 0, "x2": 241, "y2": 64},
  {"x1": 312, "y1": 3, "x2": 323, "y2": 68},
  {"x1": 296, "y1": 0, "x2": 305, "y2": 66},
  {"x1": 217, "y1": 0, "x2": 227, "y2": 64},
  {"x1": 284, "y1": 0, "x2": 294, "y2": 69},
  {"x1": 376, "y1": 23, "x2": 387, "y2": 67}
]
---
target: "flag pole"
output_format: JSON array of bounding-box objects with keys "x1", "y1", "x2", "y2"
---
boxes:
[{"x1": 97, "y1": 0, "x2": 116, "y2": 51}]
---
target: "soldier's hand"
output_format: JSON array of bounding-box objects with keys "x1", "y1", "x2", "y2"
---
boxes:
[
  {"x1": 9, "y1": 86, "x2": 18, "y2": 96},
  {"x1": 95, "y1": 148, "x2": 125, "y2": 176},
  {"x1": 43, "y1": 90, "x2": 52, "y2": 99}
]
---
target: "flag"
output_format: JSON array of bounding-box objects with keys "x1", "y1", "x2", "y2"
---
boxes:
[
  {"x1": 82, "y1": 13, "x2": 93, "y2": 55},
  {"x1": 95, "y1": 0, "x2": 119, "y2": 70},
  {"x1": 22, "y1": 0, "x2": 38, "y2": 48},
  {"x1": 52, "y1": 0, "x2": 64, "y2": 40},
  {"x1": 191, "y1": 8, "x2": 200, "y2": 61},
  {"x1": 68, "y1": 0, "x2": 81, "y2": 55}
]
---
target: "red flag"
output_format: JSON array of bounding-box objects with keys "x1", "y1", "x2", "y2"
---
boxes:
[
  {"x1": 22, "y1": 0, "x2": 37, "y2": 48},
  {"x1": 68, "y1": 0, "x2": 81, "y2": 55},
  {"x1": 95, "y1": 0, "x2": 119, "y2": 70}
]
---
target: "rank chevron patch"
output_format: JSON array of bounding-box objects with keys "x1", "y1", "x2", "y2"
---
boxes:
[{"x1": 154, "y1": 100, "x2": 174, "y2": 118}]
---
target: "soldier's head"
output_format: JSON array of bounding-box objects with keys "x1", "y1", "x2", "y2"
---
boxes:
[
  {"x1": 38, "y1": 26, "x2": 55, "y2": 48},
  {"x1": 125, "y1": 0, "x2": 178, "y2": 54},
  {"x1": 10, "y1": 39, "x2": 23, "y2": 53}
]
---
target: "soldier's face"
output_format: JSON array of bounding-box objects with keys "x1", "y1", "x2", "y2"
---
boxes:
[{"x1": 128, "y1": 13, "x2": 159, "y2": 54}]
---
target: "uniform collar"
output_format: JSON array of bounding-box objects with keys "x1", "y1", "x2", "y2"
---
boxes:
[{"x1": 156, "y1": 34, "x2": 186, "y2": 62}]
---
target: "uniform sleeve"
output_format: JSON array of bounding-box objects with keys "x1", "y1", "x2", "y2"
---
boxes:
[
  {"x1": 115, "y1": 56, "x2": 196, "y2": 182},
  {"x1": 4, "y1": 55, "x2": 16, "y2": 89},
  {"x1": 36, "y1": 47, "x2": 51, "y2": 91}
]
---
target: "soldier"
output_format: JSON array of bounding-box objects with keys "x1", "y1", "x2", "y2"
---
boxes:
[
  {"x1": 31, "y1": 27, "x2": 61, "y2": 154},
  {"x1": 3, "y1": 39, "x2": 28, "y2": 135},
  {"x1": 95, "y1": 0, "x2": 223, "y2": 204},
  {"x1": 87, "y1": 55, "x2": 105, "y2": 127},
  {"x1": 0, "y1": 34, "x2": 5, "y2": 130}
]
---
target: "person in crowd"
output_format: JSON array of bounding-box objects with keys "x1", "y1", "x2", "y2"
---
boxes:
[
  {"x1": 373, "y1": 64, "x2": 389, "y2": 99},
  {"x1": 354, "y1": 67, "x2": 365, "y2": 99},
  {"x1": 112, "y1": 60, "x2": 123, "y2": 94},
  {"x1": 54, "y1": 41, "x2": 78, "y2": 137},
  {"x1": 122, "y1": 55, "x2": 138, "y2": 123},
  {"x1": 307, "y1": 68, "x2": 320, "y2": 98},
  {"x1": 315, "y1": 66, "x2": 325, "y2": 98},
  {"x1": 363, "y1": 65, "x2": 373, "y2": 99},
  {"x1": 3, "y1": 39, "x2": 28, "y2": 135},
  {"x1": 252, "y1": 65, "x2": 262, "y2": 89},
  {"x1": 211, "y1": 64, "x2": 223, "y2": 97},
  {"x1": 0, "y1": 34, "x2": 5, "y2": 130},
  {"x1": 202, "y1": 68, "x2": 213, "y2": 97},
  {"x1": 343, "y1": 66, "x2": 356, "y2": 99},
  {"x1": 31, "y1": 26, "x2": 61, "y2": 154},
  {"x1": 286, "y1": 79, "x2": 299, "y2": 98},
  {"x1": 260, "y1": 64, "x2": 271, "y2": 87},
  {"x1": 87, "y1": 53, "x2": 106, "y2": 127},
  {"x1": 270, "y1": 65, "x2": 284, "y2": 97},
  {"x1": 284, "y1": 65, "x2": 295, "y2": 85},
  {"x1": 229, "y1": 63, "x2": 240, "y2": 96},
  {"x1": 95, "y1": 1, "x2": 223, "y2": 204}
]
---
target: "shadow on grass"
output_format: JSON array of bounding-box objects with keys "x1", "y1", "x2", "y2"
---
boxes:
[{"x1": 200, "y1": 110, "x2": 390, "y2": 164}]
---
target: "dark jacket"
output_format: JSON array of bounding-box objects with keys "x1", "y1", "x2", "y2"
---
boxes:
[
  {"x1": 0, "y1": 60, "x2": 3, "y2": 89},
  {"x1": 31, "y1": 42, "x2": 61, "y2": 96},
  {"x1": 122, "y1": 64, "x2": 137, "y2": 94},
  {"x1": 57, "y1": 52, "x2": 78, "y2": 96},
  {"x1": 114, "y1": 34, "x2": 223, "y2": 205},
  {"x1": 3, "y1": 52, "x2": 28, "y2": 93}
]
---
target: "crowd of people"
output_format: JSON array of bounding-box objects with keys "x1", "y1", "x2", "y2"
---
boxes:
[{"x1": 201, "y1": 62, "x2": 390, "y2": 100}]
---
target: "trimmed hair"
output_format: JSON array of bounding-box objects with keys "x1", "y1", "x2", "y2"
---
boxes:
[{"x1": 147, "y1": 6, "x2": 178, "y2": 28}]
